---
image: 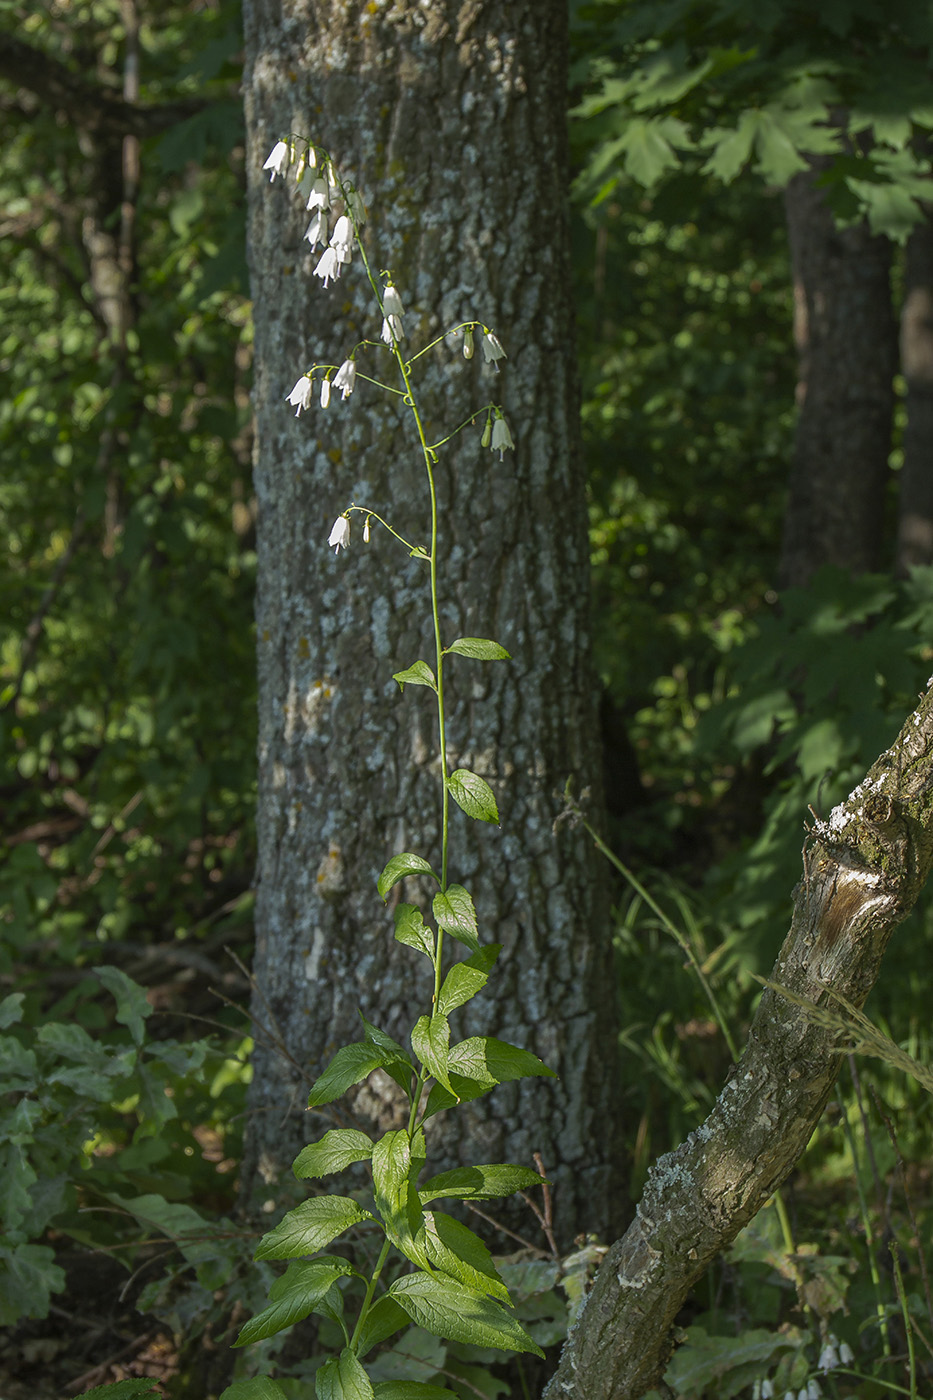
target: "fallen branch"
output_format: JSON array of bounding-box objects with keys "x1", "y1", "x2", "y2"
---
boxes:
[{"x1": 544, "y1": 681, "x2": 933, "y2": 1399}]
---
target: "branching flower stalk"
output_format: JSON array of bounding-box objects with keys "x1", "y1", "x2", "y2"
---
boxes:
[{"x1": 223, "y1": 136, "x2": 554, "y2": 1400}]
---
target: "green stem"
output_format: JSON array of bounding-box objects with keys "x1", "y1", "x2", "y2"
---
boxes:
[
  {"x1": 891, "y1": 1240, "x2": 917, "y2": 1400},
  {"x1": 348, "y1": 1235, "x2": 393, "y2": 1354},
  {"x1": 837, "y1": 1089, "x2": 891, "y2": 1357},
  {"x1": 407, "y1": 320, "x2": 480, "y2": 365},
  {"x1": 349, "y1": 218, "x2": 450, "y2": 1007},
  {"x1": 344, "y1": 504, "x2": 421, "y2": 555},
  {"x1": 428, "y1": 402, "x2": 501, "y2": 452},
  {"x1": 580, "y1": 815, "x2": 740, "y2": 1062}
]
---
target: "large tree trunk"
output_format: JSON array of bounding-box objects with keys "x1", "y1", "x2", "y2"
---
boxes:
[
  {"x1": 241, "y1": 0, "x2": 625, "y2": 1246},
  {"x1": 896, "y1": 211, "x2": 933, "y2": 575},
  {"x1": 779, "y1": 163, "x2": 897, "y2": 587},
  {"x1": 543, "y1": 681, "x2": 933, "y2": 1398}
]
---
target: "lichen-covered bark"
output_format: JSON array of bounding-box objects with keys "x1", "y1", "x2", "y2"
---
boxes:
[
  {"x1": 897, "y1": 211, "x2": 933, "y2": 575},
  {"x1": 543, "y1": 682, "x2": 933, "y2": 1399},
  {"x1": 241, "y1": 0, "x2": 624, "y2": 1245},
  {"x1": 779, "y1": 162, "x2": 897, "y2": 587}
]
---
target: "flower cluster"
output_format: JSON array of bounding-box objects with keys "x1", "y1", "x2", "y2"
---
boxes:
[{"x1": 261, "y1": 136, "x2": 516, "y2": 558}]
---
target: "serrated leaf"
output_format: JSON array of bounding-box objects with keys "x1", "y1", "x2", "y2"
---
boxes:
[
  {"x1": 316, "y1": 1348, "x2": 374, "y2": 1400},
  {"x1": 700, "y1": 110, "x2": 758, "y2": 182},
  {"x1": 355, "y1": 1294, "x2": 410, "y2": 1358},
  {"x1": 221, "y1": 1381, "x2": 288, "y2": 1400},
  {"x1": 81, "y1": 1383, "x2": 163, "y2": 1400},
  {"x1": 432, "y1": 885, "x2": 479, "y2": 952},
  {"x1": 423, "y1": 1035, "x2": 555, "y2": 1117},
  {"x1": 436, "y1": 945, "x2": 501, "y2": 1016},
  {"x1": 372, "y1": 1383, "x2": 459, "y2": 1400},
  {"x1": 424, "y1": 1211, "x2": 510, "y2": 1302},
  {"x1": 234, "y1": 1260, "x2": 355, "y2": 1347},
  {"x1": 293, "y1": 1129, "x2": 374, "y2": 1181},
  {"x1": 444, "y1": 637, "x2": 510, "y2": 661},
  {"x1": 309, "y1": 1042, "x2": 407, "y2": 1108},
  {"x1": 359, "y1": 1015, "x2": 416, "y2": 1098},
  {"x1": 377, "y1": 853, "x2": 439, "y2": 900},
  {"x1": 388, "y1": 1273, "x2": 543, "y2": 1357},
  {"x1": 95, "y1": 964, "x2": 153, "y2": 1046},
  {"x1": 411, "y1": 1014, "x2": 453, "y2": 1095},
  {"x1": 393, "y1": 904, "x2": 435, "y2": 961},
  {"x1": 372, "y1": 1129, "x2": 431, "y2": 1271},
  {"x1": 418, "y1": 1163, "x2": 545, "y2": 1205},
  {"x1": 254, "y1": 1196, "x2": 369, "y2": 1260},
  {"x1": 752, "y1": 109, "x2": 808, "y2": 185},
  {"x1": 447, "y1": 770, "x2": 498, "y2": 824},
  {"x1": 393, "y1": 661, "x2": 436, "y2": 692},
  {"x1": 0, "y1": 994, "x2": 24, "y2": 1029}
]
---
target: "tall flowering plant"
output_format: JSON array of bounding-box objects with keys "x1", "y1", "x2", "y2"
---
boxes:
[{"x1": 224, "y1": 136, "x2": 555, "y2": 1400}]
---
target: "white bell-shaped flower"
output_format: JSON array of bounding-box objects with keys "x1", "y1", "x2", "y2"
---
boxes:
[
  {"x1": 482, "y1": 329, "x2": 506, "y2": 367},
  {"x1": 262, "y1": 140, "x2": 290, "y2": 181},
  {"x1": 306, "y1": 177, "x2": 330, "y2": 211},
  {"x1": 303, "y1": 208, "x2": 329, "y2": 248},
  {"x1": 333, "y1": 360, "x2": 356, "y2": 400},
  {"x1": 328, "y1": 515, "x2": 350, "y2": 553},
  {"x1": 381, "y1": 284, "x2": 405, "y2": 344},
  {"x1": 330, "y1": 215, "x2": 354, "y2": 264},
  {"x1": 838, "y1": 1342, "x2": 854, "y2": 1366},
  {"x1": 490, "y1": 413, "x2": 514, "y2": 460},
  {"x1": 285, "y1": 375, "x2": 314, "y2": 417},
  {"x1": 314, "y1": 247, "x2": 341, "y2": 287}
]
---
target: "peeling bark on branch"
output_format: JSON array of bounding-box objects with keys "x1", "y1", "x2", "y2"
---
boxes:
[{"x1": 544, "y1": 684, "x2": 933, "y2": 1399}]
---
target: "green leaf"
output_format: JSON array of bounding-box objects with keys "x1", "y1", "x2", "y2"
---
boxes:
[
  {"x1": 359, "y1": 1016, "x2": 416, "y2": 1099},
  {"x1": 701, "y1": 110, "x2": 759, "y2": 182},
  {"x1": 254, "y1": 1196, "x2": 369, "y2": 1261},
  {"x1": 423, "y1": 1035, "x2": 556, "y2": 1116},
  {"x1": 432, "y1": 885, "x2": 479, "y2": 952},
  {"x1": 309, "y1": 1042, "x2": 405, "y2": 1108},
  {"x1": 444, "y1": 637, "x2": 510, "y2": 661},
  {"x1": 424, "y1": 1211, "x2": 510, "y2": 1302},
  {"x1": 81, "y1": 1384, "x2": 163, "y2": 1400},
  {"x1": 393, "y1": 661, "x2": 437, "y2": 692},
  {"x1": 293, "y1": 1129, "x2": 374, "y2": 1181},
  {"x1": 220, "y1": 1381, "x2": 289, "y2": 1400},
  {"x1": 0, "y1": 1243, "x2": 66, "y2": 1326},
  {"x1": 411, "y1": 1014, "x2": 453, "y2": 1095},
  {"x1": 418, "y1": 1163, "x2": 545, "y2": 1205},
  {"x1": 0, "y1": 993, "x2": 24, "y2": 1029},
  {"x1": 393, "y1": 904, "x2": 435, "y2": 961},
  {"x1": 387, "y1": 1273, "x2": 544, "y2": 1357},
  {"x1": 372, "y1": 1384, "x2": 459, "y2": 1400},
  {"x1": 316, "y1": 1349, "x2": 375, "y2": 1400},
  {"x1": 372, "y1": 1129, "x2": 431, "y2": 1271},
  {"x1": 234, "y1": 1260, "x2": 355, "y2": 1347},
  {"x1": 377, "y1": 853, "x2": 439, "y2": 900},
  {"x1": 95, "y1": 964, "x2": 153, "y2": 1046},
  {"x1": 436, "y1": 945, "x2": 501, "y2": 1016},
  {"x1": 446, "y1": 769, "x2": 498, "y2": 824},
  {"x1": 355, "y1": 1295, "x2": 409, "y2": 1358}
]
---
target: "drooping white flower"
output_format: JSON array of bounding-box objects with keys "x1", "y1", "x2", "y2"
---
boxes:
[
  {"x1": 285, "y1": 375, "x2": 314, "y2": 417},
  {"x1": 818, "y1": 1342, "x2": 838, "y2": 1373},
  {"x1": 838, "y1": 1342, "x2": 854, "y2": 1366},
  {"x1": 330, "y1": 215, "x2": 354, "y2": 264},
  {"x1": 328, "y1": 515, "x2": 350, "y2": 553},
  {"x1": 314, "y1": 247, "x2": 342, "y2": 287},
  {"x1": 381, "y1": 284, "x2": 405, "y2": 344},
  {"x1": 303, "y1": 208, "x2": 329, "y2": 248},
  {"x1": 320, "y1": 377, "x2": 331, "y2": 408},
  {"x1": 262, "y1": 140, "x2": 290, "y2": 181},
  {"x1": 761, "y1": 1383, "x2": 773, "y2": 1399},
  {"x1": 807, "y1": 1383, "x2": 821, "y2": 1400},
  {"x1": 306, "y1": 177, "x2": 330, "y2": 211},
  {"x1": 482, "y1": 329, "x2": 506, "y2": 367},
  {"x1": 490, "y1": 413, "x2": 514, "y2": 460},
  {"x1": 333, "y1": 360, "x2": 356, "y2": 400}
]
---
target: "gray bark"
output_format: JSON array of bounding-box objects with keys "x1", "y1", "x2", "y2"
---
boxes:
[
  {"x1": 897, "y1": 212, "x2": 933, "y2": 575},
  {"x1": 543, "y1": 682, "x2": 933, "y2": 1399},
  {"x1": 779, "y1": 163, "x2": 897, "y2": 587},
  {"x1": 241, "y1": 0, "x2": 625, "y2": 1246}
]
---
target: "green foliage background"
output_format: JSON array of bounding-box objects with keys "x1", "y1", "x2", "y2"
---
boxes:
[{"x1": 5, "y1": 0, "x2": 933, "y2": 1395}]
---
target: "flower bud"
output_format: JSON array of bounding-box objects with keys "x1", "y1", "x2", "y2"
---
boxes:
[{"x1": 463, "y1": 327, "x2": 474, "y2": 360}]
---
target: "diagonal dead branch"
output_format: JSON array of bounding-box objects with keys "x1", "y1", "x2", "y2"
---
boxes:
[{"x1": 544, "y1": 682, "x2": 933, "y2": 1400}]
